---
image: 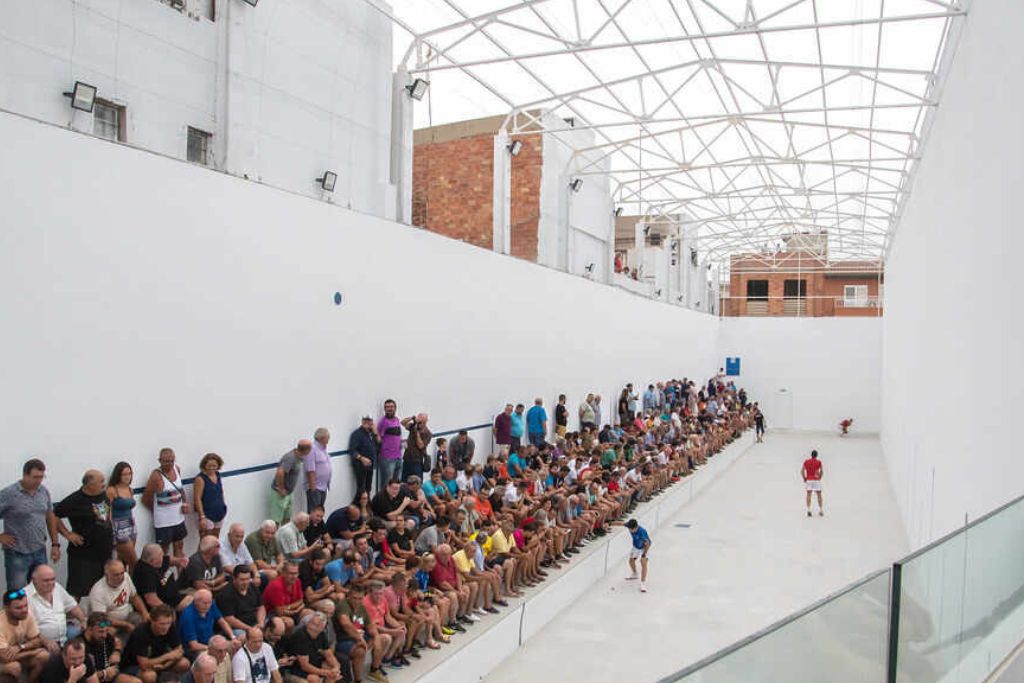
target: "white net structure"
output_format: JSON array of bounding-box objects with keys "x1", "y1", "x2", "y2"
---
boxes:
[{"x1": 370, "y1": 0, "x2": 966, "y2": 264}]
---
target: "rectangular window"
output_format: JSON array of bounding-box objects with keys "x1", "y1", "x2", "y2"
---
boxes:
[
  {"x1": 746, "y1": 280, "x2": 768, "y2": 300},
  {"x1": 844, "y1": 285, "x2": 868, "y2": 306},
  {"x1": 784, "y1": 279, "x2": 807, "y2": 298},
  {"x1": 93, "y1": 100, "x2": 126, "y2": 142},
  {"x1": 187, "y1": 127, "x2": 211, "y2": 165}
]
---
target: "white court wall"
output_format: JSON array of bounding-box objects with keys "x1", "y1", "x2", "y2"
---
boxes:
[
  {"x1": 880, "y1": 0, "x2": 1024, "y2": 548},
  {"x1": 719, "y1": 318, "x2": 882, "y2": 433},
  {"x1": 0, "y1": 111, "x2": 719, "y2": 566}
]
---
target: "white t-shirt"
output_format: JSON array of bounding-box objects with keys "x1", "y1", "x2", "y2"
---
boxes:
[
  {"x1": 220, "y1": 539, "x2": 255, "y2": 569},
  {"x1": 87, "y1": 575, "x2": 138, "y2": 621},
  {"x1": 25, "y1": 583, "x2": 77, "y2": 643},
  {"x1": 624, "y1": 469, "x2": 643, "y2": 486},
  {"x1": 455, "y1": 471, "x2": 470, "y2": 493},
  {"x1": 232, "y1": 643, "x2": 279, "y2": 683},
  {"x1": 502, "y1": 487, "x2": 519, "y2": 504}
]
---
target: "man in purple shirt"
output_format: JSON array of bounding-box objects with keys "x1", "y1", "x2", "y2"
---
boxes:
[
  {"x1": 493, "y1": 404, "x2": 513, "y2": 457},
  {"x1": 306, "y1": 427, "x2": 332, "y2": 510},
  {"x1": 377, "y1": 399, "x2": 403, "y2": 489}
]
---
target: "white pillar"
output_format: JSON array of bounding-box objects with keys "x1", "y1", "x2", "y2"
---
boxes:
[
  {"x1": 493, "y1": 130, "x2": 512, "y2": 254},
  {"x1": 389, "y1": 66, "x2": 414, "y2": 224}
]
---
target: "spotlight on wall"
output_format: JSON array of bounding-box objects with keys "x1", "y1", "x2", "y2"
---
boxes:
[
  {"x1": 654, "y1": 289, "x2": 662, "y2": 297},
  {"x1": 241, "y1": 0, "x2": 259, "y2": 6},
  {"x1": 642, "y1": 225, "x2": 651, "y2": 236},
  {"x1": 677, "y1": 295, "x2": 685, "y2": 302},
  {"x1": 614, "y1": 206, "x2": 624, "y2": 217},
  {"x1": 406, "y1": 78, "x2": 430, "y2": 101},
  {"x1": 569, "y1": 178, "x2": 583, "y2": 193},
  {"x1": 508, "y1": 140, "x2": 523, "y2": 156},
  {"x1": 63, "y1": 81, "x2": 97, "y2": 113},
  {"x1": 585, "y1": 263, "x2": 595, "y2": 273},
  {"x1": 316, "y1": 171, "x2": 337, "y2": 193}
]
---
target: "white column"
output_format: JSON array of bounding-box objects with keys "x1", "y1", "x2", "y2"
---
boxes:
[
  {"x1": 492, "y1": 130, "x2": 512, "y2": 254},
  {"x1": 389, "y1": 66, "x2": 414, "y2": 224}
]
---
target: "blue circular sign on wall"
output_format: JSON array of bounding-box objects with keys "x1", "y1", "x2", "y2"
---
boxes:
[{"x1": 333, "y1": 292, "x2": 343, "y2": 306}]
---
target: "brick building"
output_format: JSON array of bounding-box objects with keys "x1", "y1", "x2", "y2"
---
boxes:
[{"x1": 724, "y1": 235, "x2": 883, "y2": 317}]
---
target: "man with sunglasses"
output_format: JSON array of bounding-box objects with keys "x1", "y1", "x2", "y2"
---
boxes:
[
  {"x1": 0, "y1": 587, "x2": 50, "y2": 683},
  {"x1": 82, "y1": 613, "x2": 129, "y2": 683}
]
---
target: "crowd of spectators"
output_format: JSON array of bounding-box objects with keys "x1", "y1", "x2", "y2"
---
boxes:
[{"x1": 0, "y1": 373, "x2": 758, "y2": 683}]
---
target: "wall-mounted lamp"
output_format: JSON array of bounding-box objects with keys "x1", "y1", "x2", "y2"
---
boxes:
[
  {"x1": 406, "y1": 78, "x2": 430, "y2": 101},
  {"x1": 569, "y1": 178, "x2": 583, "y2": 193},
  {"x1": 642, "y1": 225, "x2": 651, "y2": 236},
  {"x1": 241, "y1": 0, "x2": 259, "y2": 6},
  {"x1": 316, "y1": 171, "x2": 337, "y2": 192},
  {"x1": 508, "y1": 139, "x2": 523, "y2": 156},
  {"x1": 584, "y1": 263, "x2": 595, "y2": 273},
  {"x1": 563, "y1": 117, "x2": 576, "y2": 127},
  {"x1": 63, "y1": 81, "x2": 97, "y2": 113},
  {"x1": 614, "y1": 207, "x2": 624, "y2": 217},
  {"x1": 654, "y1": 289, "x2": 662, "y2": 297}
]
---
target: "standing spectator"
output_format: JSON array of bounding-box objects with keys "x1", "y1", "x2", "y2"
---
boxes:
[
  {"x1": 643, "y1": 385, "x2": 657, "y2": 414},
  {"x1": 133, "y1": 545, "x2": 191, "y2": 613},
  {"x1": 53, "y1": 470, "x2": 113, "y2": 599},
  {"x1": 86, "y1": 560, "x2": 149, "y2": 635},
  {"x1": 376, "y1": 400, "x2": 403, "y2": 488},
  {"x1": 526, "y1": 399, "x2": 547, "y2": 447},
  {"x1": 141, "y1": 449, "x2": 189, "y2": 560},
  {"x1": 509, "y1": 405, "x2": 526, "y2": 452},
  {"x1": 120, "y1": 605, "x2": 190, "y2": 681},
  {"x1": 579, "y1": 395, "x2": 596, "y2": 430},
  {"x1": 348, "y1": 418, "x2": 379, "y2": 495},
  {"x1": 0, "y1": 587, "x2": 50, "y2": 682},
  {"x1": 626, "y1": 384, "x2": 639, "y2": 417},
  {"x1": 37, "y1": 637, "x2": 97, "y2": 683},
  {"x1": 0, "y1": 459, "x2": 60, "y2": 594},
  {"x1": 617, "y1": 389, "x2": 631, "y2": 427},
  {"x1": 593, "y1": 395, "x2": 604, "y2": 429},
  {"x1": 434, "y1": 438, "x2": 450, "y2": 472},
  {"x1": 449, "y1": 431, "x2": 475, "y2": 472},
  {"x1": 554, "y1": 395, "x2": 568, "y2": 438},
  {"x1": 106, "y1": 462, "x2": 139, "y2": 572},
  {"x1": 270, "y1": 441, "x2": 311, "y2": 526},
  {"x1": 26, "y1": 565, "x2": 85, "y2": 646},
  {"x1": 243, "y1": 523, "x2": 282, "y2": 582},
  {"x1": 305, "y1": 429, "x2": 332, "y2": 512},
  {"x1": 230, "y1": 627, "x2": 280, "y2": 683},
  {"x1": 220, "y1": 524, "x2": 260, "y2": 587},
  {"x1": 193, "y1": 454, "x2": 227, "y2": 539},
  {"x1": 400, "y1": 414, "x2": 432, "y2": 483},
  {"x1": 492, "y1": 405, "x2": 513, "y2": 457}
]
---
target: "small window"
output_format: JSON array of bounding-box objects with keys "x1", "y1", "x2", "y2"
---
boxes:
[
  {"x1": 844, "y1": 285, "x2": 868, "y2": 306},
  {"x1": 746, "y1": 280, "x2": 768, "y2": 301},
  {"x1": 187, "y1": 127, "x2": 212, "y2": 165},
  {"x1": 93, "y1": 100, "x2": 126, "y2": 142},
  {"x1": 784, "y1": 279, "x2": 807, "y2": 298}
]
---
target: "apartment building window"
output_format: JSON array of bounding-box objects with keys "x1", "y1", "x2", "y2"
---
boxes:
[
  {"x1": 187, "y1": 127, "x2": 211, "y2": 165},
  {"x1": 746, "y1": 280, "x2": 768, "y2": 301},
  {"x1": 93, "y1": 100, "x2": 126, "y2": 142},
  {"x1": 783, "y1": 279, "x2": 807, "y2": 298},
  {"x1": 844, "y1": 285, "x2": 869, "y2": 306}
]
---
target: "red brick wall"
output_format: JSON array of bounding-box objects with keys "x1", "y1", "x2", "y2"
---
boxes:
[{"x1": 412, "y1": 132, "x2": 541, "y2": 261}]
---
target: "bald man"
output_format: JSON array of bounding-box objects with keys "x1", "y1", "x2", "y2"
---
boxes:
[
  {"x1": 53, "y1": 470, "x2": 113, "y2": 598},
  {"x1": 179, "y1": 590, "x2": 238, "y2": 661},
  {"x1": 271, "y1": 440, "x2": 312, "y2": 524},
  {"x1": 181, "y1": 653, "x2": 218, "y2": 683}
]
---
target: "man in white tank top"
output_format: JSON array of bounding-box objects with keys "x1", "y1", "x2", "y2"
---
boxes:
[{"x1": 142, "y1": 448, "x2": 191, "y2": 559}]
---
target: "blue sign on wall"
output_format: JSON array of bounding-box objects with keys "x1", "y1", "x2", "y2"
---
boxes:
[{"x1": 725, "y1": 357, "x2": 741, "y2": 376}]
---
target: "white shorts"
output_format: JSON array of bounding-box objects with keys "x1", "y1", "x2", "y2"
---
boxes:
[
  {"x1": 805, "y1": 480, "x2": 822, "y2": 492},
  {"x1": 629, "y1": 546, "x2": 648, "y2": 560}
]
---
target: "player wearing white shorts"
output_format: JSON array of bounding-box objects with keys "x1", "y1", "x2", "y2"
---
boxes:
[
  {"x1": 801, "y1": 450, "x2": 824, "y2": 517},
  {"x1": 625, "y1": 519, "x2": 651, "y2": 592}
]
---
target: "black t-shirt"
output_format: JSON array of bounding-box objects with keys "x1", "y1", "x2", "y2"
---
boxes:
[
  {"x1": 133, "y1": 558, "x2": 180, "y2": 608},
  {"x1": 123, "y1": 623, "x2": 182, "y2": 668},
  {"x1": 302, "y1": 521, "x2": 328, "y2": 546},
  {"x1": 387, "y1": 528, "x2": 412, "y2": 552},
  {"x1": 39, "y1": 652, "x2": 96, "y2": 683},
  {"x1": 85, "y1": 634, "x2": 119, "y2": 671},
  {"x1": 181, "y1": 553, "x2": 223, "y2": 588},
  {"x1": 52, "y1": 490, "x2": 113, "y2": 560},
  {"x1": 325, "y1": 510, "x2": 362, "y2": 539},
  {"x1": 297, "y1": 561, "x2": 327, "y2": 592},
  {"x1": 285, "y1": 628, "x2": 329, "y2": 670},
  {"x1": 555, "y1": 404, "x2": 568, "y2": 427},
  {"x1": 216, "y1": 583, "x2": 262, "y2": 627},
  {"x1": 371, "y1": 490, "x2": 407, "y2": 518}
]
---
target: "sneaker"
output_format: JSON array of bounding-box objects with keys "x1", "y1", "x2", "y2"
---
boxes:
[
  {"x1": 442, "y1": 626, "x2": 456, "y2": 636},
  {"x1": 494, "y1": 599, "x2": 509, "y2": 607},
  {"x1": 807, "y1": 510, "x2": 812, "y2": 517},
  {"x1": 475, "y1": 608, "x2": 488, "y2": 616},
  {"x1": 640, "y1": 582, "x2": 648, "y2": 593},
  {"x1": 626, "y1": 573, "x2": 639, "y2": 580},
  {"x1": 407, "y1": 648, "x2": 422, "y2": 659},
  {"x1": 458, "y1": 615, "x2": 474, "y2": 625},
  {"x1": 466, "y1": 613, "x2": 481, "y2": 622},
  {"x1": 397, "y1": 656, "x2": 412, "y2": 666},
  {"x1": 483, "y1": 606, "x2": 500, "y2": 614},
  {"x1": 368, "y1": 669, "x2": 389, "y2": 683},
  {"x1": 819, "y1": 511, "x2": 824, "y2": 516},
  {"x1": 387, "y1": 658, "x2": 406, "y2": 669}
]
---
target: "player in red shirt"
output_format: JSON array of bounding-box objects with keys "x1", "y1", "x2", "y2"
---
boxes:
[{"x1": 801, "y1": 450, "x2": 824, "y2": 517}]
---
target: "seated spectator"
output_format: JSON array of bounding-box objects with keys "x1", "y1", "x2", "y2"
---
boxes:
[
  {"x1": 244, "y1": 522, "x2": 283, "y2": 582},
  {"x1": 351, "y1": 537, "x2": 393, "y2": 586},
  {"x1": 282, "y1": 612, "x2": 340, "y2": 683},
  {"x1": 220, "y1": 524, "x2": 261, "y2": 588},
  {"x1": 216, "y1": 567, "x2": 265, "y2": 636},
  {"x1": 38, "y1": 637, "x2": 97, "y2": 683},
  {"x1": 428, "y1": 545, "x2": 475, "y2": 627},
  {"x1": 412, "y1": 516, "x2": 450, "y2": 556},
  {"x1": 333, "y1": 583, "x2": 384, "y2": 683},
  {"x1": 385, "y1": 521, "x2": 416, "y2": 564},
  {"x1": 86, "y1": 560, "x2": 149, "y2": 635},
  {"x1": 181, "y1": 653, "x2": 218, "y2": 683},
  {"x1": 421, "y1": 472, "x2": 454, "y2": 517},
  {"x1": 204, "y1": 636, "x2": 232, "y2": 683},
  {"x1": 260, "y1": 563, "x2": 306, "y2": 631},
  {"x1": 0, "y1": 587, "x2": 51, "y2": 683},
  {"x1": 451, "y1": 542, "x2": 501, "y2": 616},
  {"x1": 182, "y1": 537, "x2": 229, "y2": 596},
  {"x1": 297, "y1": 551, "x2": 340, "y2": 618},
  {"x1": 301, "y1": 507, "x2": 332, "y2": 555},
  {"x1": 81, "y1": 613, "x2": 129, "y2": 683},
  {"x1": 178, "y1": 590, "x2": 236, "y2": 661},
  {"x1": 370, "y1": 482, "x2": 409, "y2": 528},
  {"x1": 26, "y1": 564, "x2": 85, "y2": 646},
  {"x1": 275, "y1": 514, "x2": 320, "y2": 564},
  {"x1": 360, "y1": 583, "x2": 406, "y2": 669},
  {"x1": 133, "y1": 544, "x2": 191, "y2": 613},
  {"x1": 230, "y1": 627, "x2": 280, "y2": 683},
  {"x1": 399, "y1": 478, "x2": 433, "y2": 528},
  {"x1": 381, "y1": 573, "x2": 438, "y2": 658},
  {"x1": 323, "y1": 552, "x2": 359, "y2": 593},
  {"x1": 324, "y1": 506, "x2": 366, "y2": 551},
  {"x1": 121, "y1": 605, "x2": 190, "y2": 682}
]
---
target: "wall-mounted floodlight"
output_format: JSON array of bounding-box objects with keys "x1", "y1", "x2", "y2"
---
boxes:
[
  {"x1": 614, "y1": 207, "x2": 624, "y2": 217},
  {"x1": 316, "y1": 171, "x2": 337, "y2": 192},
  {"x1": 642, "y1": 225, "x2": 651, "y2": 236},
  {"x1": 563, "y1": 117, "x2": 576, "y2": 127},
  {"x1": 569, "y1": 178, "x2": 583, "y2": 193},
  {"x1": 406, "y1": 79, "x2": 430, "y2": 101},
  {"x1": 241, "y1": 0, "x2": 259, "y2": 6},
  {"x1": 654, "y1": 289, "x2": 662, "y2": 297},
  {"x1": 584, "y1": 263, "x2": 595, "y2": 273},
  {"x1": 63, "y1": 81, "x2": 97, "y2": 113},
  {"x1": 508, "y1": 140, "x2": 523, "y2": 156}
]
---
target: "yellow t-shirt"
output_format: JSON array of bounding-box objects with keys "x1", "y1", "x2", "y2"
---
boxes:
[
  {"x1": 468, "y1": 532, "x2": 494, "y2": 557},
  {"x1": 452, "y1": 549, "x2": 474, "y2": 574},
  {"x1": 490, "y1": 529, "x2": 512, "y2": 555}
]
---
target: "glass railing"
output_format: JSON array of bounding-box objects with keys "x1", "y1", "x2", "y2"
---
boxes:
[{"x1": 657, "y1": 493, "x2": 1024, "y2": 683}]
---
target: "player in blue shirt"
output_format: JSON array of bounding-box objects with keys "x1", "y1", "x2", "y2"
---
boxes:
[{"x1": 625, "y1": 519, "x2": 651, "y2": 593}]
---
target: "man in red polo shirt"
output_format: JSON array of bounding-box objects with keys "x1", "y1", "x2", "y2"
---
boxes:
[
  {"x1": 261, "y1": 561, "x2": 307, "y2": 629},
  {"x1": 429, "y1": 545, "x2": 475, "y2": 626},
  {"x1": 801, "y1": 450, "x2": 824, "y2": 517}
]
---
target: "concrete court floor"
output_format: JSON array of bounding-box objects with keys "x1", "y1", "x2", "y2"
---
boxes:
[{"x1": 476, "y1": 429, "x2": 909, "y2": 683}]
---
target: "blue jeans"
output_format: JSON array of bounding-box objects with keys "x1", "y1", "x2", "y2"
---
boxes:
[
  {"x1": 378, "y1": 459, "x2": 402, "y2": 489},
  {"x1": 4, "y1": 547, "x2": 47, "y2": 593},
  {"x1": 528, "y1": 432, "x2": 546, "y2": 447}
]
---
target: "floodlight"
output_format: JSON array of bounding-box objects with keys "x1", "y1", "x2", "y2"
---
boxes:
[
  {"x1": 241, "y1": 0, "x2": 258, "y2": 6},
  {"x1": 63, "y1": 81, "x2": 97, "y2": 113},
  {"x1": 584, "y1": 263, "x2": 595, "y2": 273},
  {"x1": 406, "y1": 79, "x2": 430, "y2": 101},
  {"x1": 508, "y1": 140, "x2": 523, "y2": 156},
  {"x1": 614, "y1": 207, "x2": 624, "y2": 217},
  {"x1": 569, "y1": 178, "x2": 583, "y2": 193},
  {"x1": 316, "y1": 172, "x2": 337, "y2": 193}
]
